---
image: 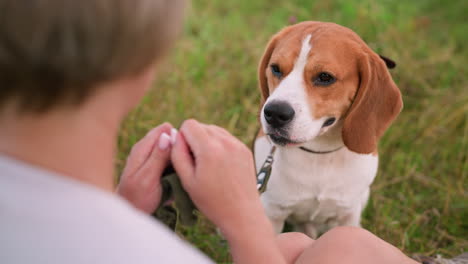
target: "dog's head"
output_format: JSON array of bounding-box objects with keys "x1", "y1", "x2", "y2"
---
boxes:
[{"x1": 258, "y1": 22, "x2": 402, "y2": 154}]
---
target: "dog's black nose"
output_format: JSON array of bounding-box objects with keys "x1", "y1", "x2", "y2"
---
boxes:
[{"x1": 264, "y1": 101, "x2": 295, "y2": 128}]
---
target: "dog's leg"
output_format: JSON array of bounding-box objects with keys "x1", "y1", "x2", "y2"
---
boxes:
[
  {"x1": 295, "y1": 223, "x2": 319, "y2": 239},
  {"x1": 265, "y1": 210, "x2": 287, "y2": 234},
  {"x1": 337, "y1": 189, "x2": 370, "y2": 227},
  {"x1": 338, "y1": 211, "x2": 361, "y2": 227},
  {"x1": 270, "y1": 218, "x2": 287, "y2": 233},
  {"x1": 260, "y1": 195, "x2": 289, "y2": 233}
]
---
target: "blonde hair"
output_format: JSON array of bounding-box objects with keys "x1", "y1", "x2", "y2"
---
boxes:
[{"x1": 0, "y1": 0, "x2": 185, "y2": 113}]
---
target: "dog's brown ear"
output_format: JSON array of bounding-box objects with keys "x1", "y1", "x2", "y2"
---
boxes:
[
  {"x1": 258, "y1": 36, "x2": 279, "y2": 103},
  {"x1": 379, "y1": 54, "x2": 396, "y2": 69},
  {"x1": 342, "y1": 52, "x2": 403, "y2": 154}
]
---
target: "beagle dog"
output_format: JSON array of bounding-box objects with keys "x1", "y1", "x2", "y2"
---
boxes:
[{"x1": 254, "y1": 21, "x2": 403, "y2": 238}]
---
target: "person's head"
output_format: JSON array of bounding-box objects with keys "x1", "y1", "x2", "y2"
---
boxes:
[{"x1": 0, "y1": 0, "x2": 185, "y2": 116}]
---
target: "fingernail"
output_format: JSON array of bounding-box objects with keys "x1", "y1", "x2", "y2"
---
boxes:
[
  {"x1": 170, "y1": 128, "x2": 178, "y2": 144},
  {"x1": 158, "y1": 133, "x2": 171, "y2": 150}
]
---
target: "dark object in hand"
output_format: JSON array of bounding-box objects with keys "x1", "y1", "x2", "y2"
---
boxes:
[{"x1": 153, "y1": 164, "x2": 197, "y2": 230}]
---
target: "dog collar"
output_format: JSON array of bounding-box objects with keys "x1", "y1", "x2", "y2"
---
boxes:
[
  {"x1": 256, "y1": 145, "x2": 344, "y2": 193},
  {"x1": 299, "y1": 145, "x2": 344, "y2": 154}
]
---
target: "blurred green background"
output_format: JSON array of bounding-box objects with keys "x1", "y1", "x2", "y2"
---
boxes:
[{"x1": 118, "y1": 0, "x2": 467, "y2": 262}]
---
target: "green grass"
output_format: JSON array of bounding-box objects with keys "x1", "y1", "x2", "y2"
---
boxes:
[{"x1": 118, "y1": 0, "x2": 467, "y2": 262}]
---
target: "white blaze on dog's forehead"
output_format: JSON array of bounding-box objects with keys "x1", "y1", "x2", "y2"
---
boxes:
[
  {"x1": 293, "y1": 34, "x2": 312, "y2": 72},
  {"x1": 266, "y1": 34, "x2": 312, "y2": 101}
]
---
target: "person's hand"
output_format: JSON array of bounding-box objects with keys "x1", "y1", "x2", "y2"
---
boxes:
[
  {"x1": 117, "y1": 123, "x2": 176, "y2": 214},
  {"x1": 170, "y1": 119, "x2": 262, "y2": 234}
]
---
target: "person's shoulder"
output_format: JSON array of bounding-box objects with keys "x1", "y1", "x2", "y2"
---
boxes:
[
  {"x1": 53, "y1": 183, "x2": 215, "y2": 263},
  {"x1": 86, "y1": 197, "x2": 214, "y2": 264},
  {"x1": 0, "y1": 156, "x2": 213, "y2": 264}
]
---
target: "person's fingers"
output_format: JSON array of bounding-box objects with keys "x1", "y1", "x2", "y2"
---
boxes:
[
  {"x1": 135, "y1": 132, "x2": 172, "y2": 188},
  {"x1": 178, "y1": 119, "x2": 210, "y2": 156},
  {"x1": 171, "y1": 132, "x2": 195, "y2": 188},
  {"x1": 135, "y1": 123, "x2": 173, "y2": 156},
  {"x1": 208, "y1": 125, "x2": 231, "y2": 138},
  {"x1": 117, "y1": 129, "x2": 174, "y2": 214},
  {"x1": 123, "y1": 123, "x2": 172, "y2": 176},
  {"x1": 170, "y1": 128, "x2": 178, "y2": 145}
]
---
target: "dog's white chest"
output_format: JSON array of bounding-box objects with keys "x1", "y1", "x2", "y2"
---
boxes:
[{"x1": 255, "y1": 136, "x2": 378, "y2": 227}]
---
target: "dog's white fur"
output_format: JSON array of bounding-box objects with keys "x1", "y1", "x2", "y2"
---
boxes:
[
  {"x1": 256, "y1": 34, "x2": 378, "y2": 238},
  {"x1": 255, "y1": 137, "x2": 377, "y2": 238}
]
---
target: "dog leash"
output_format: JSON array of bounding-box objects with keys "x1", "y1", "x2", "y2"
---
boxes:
[
  {"x1": 155, "y1": 165, "x2": 197, "y2": 230},
  {"x1": 256, "y1": 146, "x2": 276, "y2": 193}
]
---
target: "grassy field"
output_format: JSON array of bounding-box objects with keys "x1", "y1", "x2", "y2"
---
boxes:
[{"x1": 118, "y1": 0, "x2": 467, "y2": 262}]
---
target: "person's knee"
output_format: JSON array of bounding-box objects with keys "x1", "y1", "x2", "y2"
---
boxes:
[
  {"x1": 277, "y1": 232, "x2": 313, "y2": 246},
  {"x1": 276, "y1": 232, "x2": 314, "y2": 264},
  {"x1": 322, "y1": 226, "x2": 375, "y2": 243},
  {"x1": 318, "y1": 226, "x2": 379, "y2": 257},
  {"x1": 296, "y1": 227, "x2": 417, "y2": 264}
]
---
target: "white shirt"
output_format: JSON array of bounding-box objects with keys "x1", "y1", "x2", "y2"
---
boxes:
[{"x1": 0, "y1": 155, "x2": 214, "y2": 264}]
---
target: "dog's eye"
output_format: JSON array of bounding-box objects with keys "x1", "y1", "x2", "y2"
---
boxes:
[
  {"x1": 323, "y1": 117, "x2": 336, "y2": 127},
  {"x1": 314, "y1": 72, "x2": 336, "y2": 86},
  {"x1": 270, "y1": 64, "x2": 283, "y2": 78}
]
